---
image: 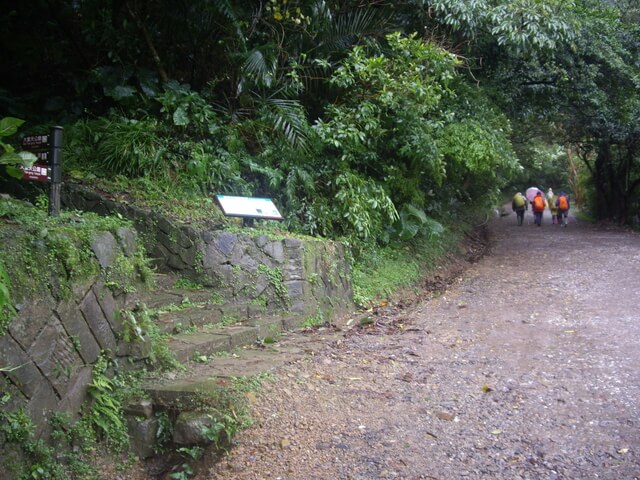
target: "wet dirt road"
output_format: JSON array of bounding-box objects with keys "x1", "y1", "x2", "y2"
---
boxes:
[{"x1": 203, "y1": 209, "x2": 640, "y2": 480}]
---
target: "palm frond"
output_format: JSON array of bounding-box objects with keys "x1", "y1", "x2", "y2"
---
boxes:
[
  {"x1": 322, "y1": 8, "x2": 390, "y2": 51},
  {"x1": 210, "y1": 0, "x2": 245, "y2": 45},
  {"x1": 242, "y1": 48, "x2": 278, "y2": 88},
  {"x1": 263, "y1": 98, "x2": 310, "y2": 151}
]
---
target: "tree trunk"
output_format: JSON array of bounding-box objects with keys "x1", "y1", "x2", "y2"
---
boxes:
[
  {"x1": 594, "y1": 143, "x2": 612, "y2": 219},
  {"x1": 566, "y1": 147, "x2": 582, "y2": 206},
  {"x1": 125, "y1": 2, "x2": 169, "y2": 84}
]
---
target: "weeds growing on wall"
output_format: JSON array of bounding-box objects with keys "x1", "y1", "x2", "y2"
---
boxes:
[
  {"x1": 119, "y1": 302, "x2": 184, "y2": 372},
  {"x1": 0, "y1": 395, "x2": 101, "y2": 479},
  {"x1": 0, "y1": 260, "x2": 16, "y2": 333},
  {"x1": 85, "y1": 355, "x2": 132, "y2": 452}
]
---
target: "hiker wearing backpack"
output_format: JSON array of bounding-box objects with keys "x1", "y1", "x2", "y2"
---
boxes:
[
  {"x1": 555, "y1": 192, "x2": 570, "y2": 227},
  {"x1": 531, "y1": 191, "x2": 546, "y2": 226},
  {"x1": 512, "y1": 192, "x2": 528, "y2": 226},
  {"x1": 549, "y1": 191, "x2": 559, "y2": 224}
]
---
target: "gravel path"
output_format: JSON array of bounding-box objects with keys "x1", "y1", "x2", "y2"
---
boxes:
[{"x1": 199, "y1": 208, "x2": 640, "y2": 480}]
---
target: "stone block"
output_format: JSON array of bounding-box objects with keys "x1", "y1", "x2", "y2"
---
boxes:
[
  {"x1": 223, "y1": 325, "x2": 259, "y2": 348},
  {"x1": 123, "y1": 399, "x2": 154, "y2": 419},
  {"x1": 28, "y1": 317, "x2": 83, "y2": 398},
  {"x1": 156, "y1": 217, "x2": 173, "y2": 234},
  {"x1": 56, "y1": 299, "x2": 101, "y2": 364},
  {"x1": 254, "y1": 273, "x2": 270, "y2": 297},
  {"x1": 93, "y1": 282, "x2": 121, "y2": 332},
  {"x1": 285, "y1": 280, "x2": 306, "y2": 301},
  {"x1": 284, "y1": 262, "x2": 304, "y2": 281},
  {"x1": 9, "y1": 296, "x2": 55, "y2": 349},
  {"x1": 284, "y1": 238, "x2": 303, "y2": 249},
  {"x1": 157, "y1": 230, "x2": 178, "y2": 254},
  {"x1": 167, "y1": 253, "x2": 187, "y2": 270},
  {"x1": 57, "y1": 366, "x2": 92, "y2": 418},
  {"x1": 177, "y1": 229, "x2": 195, "y2": 249},
  {"x1": 202, "y1": 243, "x2": 222, "y2": 270},
  {"x1": 117, "y1": 336, "x2": 153, "y2": 360},
  {"x1": 127, "y1": 416, "x2": 159, "y2": 459},
  {"x1": 178, "y1": 245, "x2": 197, "y2": 267},
  {"x1": 90, "y1": 231, "x2": 119, "y2": 269},
  {"x1": 213, "y1": 232, "x2": 238, "y2": 257},
  {"x1": 173, "y1": 411, "x2": 217, "y2": 446},
  {"x1": 79, "y1": 289, "x2": 117, "y2": 353},
  {"x1": 247, "y1": 316, "x2": 283, "y2": 338},
  {"x1": 237, "y1": 253, "x2": 258, "y2": 272},
  {"x1": 26, "y1": 380, "x2": 59, "y2": 436},
  {"x1": 0, "y1": 335, "x2": 45, "y2": 398},
  {"x1": 0, "y1": 373, "x2": 28, "y2": 410},
  {"x1": 263, "y1": 241, "x2": 285, "y2": 263},
  {"x1": 116, "y1": 227, "x2": 138, "y2": 257},
  {"x1": 255, "y1": 234, "x2": 269, "y2": 248}
]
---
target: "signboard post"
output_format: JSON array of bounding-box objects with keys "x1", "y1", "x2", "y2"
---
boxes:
[
  {"x1": 48, "y1": 126, "x2": 63, "y2": 217},
  {"x1": 20, "y1": 126, "x2": 63, "y2": 216},
  {"x1": 215, "y1": 195, "x2": 284, "y2": 227}
]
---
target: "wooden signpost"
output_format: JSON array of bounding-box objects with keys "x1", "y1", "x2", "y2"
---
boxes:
[{"x1": 20, "y1": 126, "x2": 63, "y2": 216}]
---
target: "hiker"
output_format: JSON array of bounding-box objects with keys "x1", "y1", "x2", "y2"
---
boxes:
[
  {"x1": 512, "y1": 192, "x2": 528, "y2": 226},
  {"x1": 531, "y1": 191, "x2": 546, "y2": 226},
  {"x1": 549, "y1": 191, "x2": 559, "y2": 224},
  {"x1": 556, "y1": 192, "x2": 570, "y2": 227}
]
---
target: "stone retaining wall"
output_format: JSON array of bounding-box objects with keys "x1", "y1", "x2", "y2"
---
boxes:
[
  {"x1": 0, "y1": 227, "x2": 145, "y2": 437},
  {"x1": 1, "y1": 183, "x2": 355, "y2": 445},
  {"x1": 62, "y1": 183, "x2": 354, "y2": 320}
]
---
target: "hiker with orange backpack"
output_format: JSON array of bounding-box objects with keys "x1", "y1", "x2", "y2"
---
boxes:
[
  {"x1": 555, "y1": 192, "x2": 570, "y2": 227},
  {"x1": 531, "y1": 191, "x2": 546, "y2": 226}
]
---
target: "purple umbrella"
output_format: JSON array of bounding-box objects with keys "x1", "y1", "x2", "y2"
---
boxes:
[{"x1": 526, "y1": 187, "x2": 543, "y2": 203}]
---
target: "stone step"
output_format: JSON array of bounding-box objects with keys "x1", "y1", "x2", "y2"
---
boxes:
[
  {"x1": 161, "y1": 310, "x2": 310, "y2": 363},
  {"x1": 123, "y1": 273, "x2": 296, "y2": 335},
  {"x1": 143, "y1": 325, "x2": 344, "y2": 408},
  {"x1": 125, "y1": 275, "x2": 214, "y2": 309},
  {"x1": 154, "y1": 303, "x2": 250, "y2": 334},
  {"x1": 128, "y1": 321, "x2": 349, "y2": 457},
  {"x1": 165, "y1": 325, "x2": 262, "y2": 364}
]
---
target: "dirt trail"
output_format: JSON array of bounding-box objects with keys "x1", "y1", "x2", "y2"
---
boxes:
[{"x1": 200, "y1": 208, "x2": 640, "y2": 480}]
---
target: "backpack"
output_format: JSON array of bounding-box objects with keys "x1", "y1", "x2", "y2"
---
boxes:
[
  {"x1": 514, "y1": 194, "x2": 525, "y2": 208},
  {"x1": 557, "y1": 195, "x2": 569, "y2": 210},
  {"x1": 533, "y1": 195, "x2": 545, "y2": 212}
]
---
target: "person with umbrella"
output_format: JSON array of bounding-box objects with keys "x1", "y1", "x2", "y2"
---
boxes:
[{"x1": 531, "y1": 190, "x2": 546, "y2": 226}]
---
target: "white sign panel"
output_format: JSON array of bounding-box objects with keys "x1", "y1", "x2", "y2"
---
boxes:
[{"x1": 215, "y1": 195, "x2": 284, "y2": 220}]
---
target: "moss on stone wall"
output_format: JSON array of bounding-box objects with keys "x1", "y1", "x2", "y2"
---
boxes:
[{"x1": 0, "y1": 195, "x2": 151, "y2": 334}]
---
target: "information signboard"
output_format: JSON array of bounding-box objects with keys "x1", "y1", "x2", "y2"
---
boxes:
[
  {"x1": 215, "y1": 195, "x2": 284, "y2": 220},
  {"x1": 21, "y1": 164, "x2": 50, "y2": 182},
  {"x1": 20, "y1": 134, "x2": 50, "y2": 182},
  {"x1": 21, "y1": 134, "x2": 49, "y2": 150}
]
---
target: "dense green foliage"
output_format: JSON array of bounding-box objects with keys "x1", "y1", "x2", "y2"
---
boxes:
[{"x1": 2, "y1": 0, "x2": 637, "y2": 228}]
